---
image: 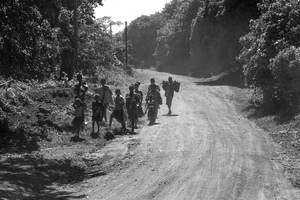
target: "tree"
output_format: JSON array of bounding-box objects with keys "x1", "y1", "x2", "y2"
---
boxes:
[
  {"x1": 239, "y1": 0, "x2": 300, "y2": 115},
  {"x1": 190, "y1": 0, "x2": 261, "y2": 77},
  {"x1": 127, "y1": 13, "x2": 164, "y2": 68},
  {"x1": 0, "y1": 0, "x2": 105, "y2": 80},
  {"x1": 155, "y1": 0, "x2": 202, "y2": 74},
  {"x1": 0, "y1": 0, "x2": 58, "y2": 80}
]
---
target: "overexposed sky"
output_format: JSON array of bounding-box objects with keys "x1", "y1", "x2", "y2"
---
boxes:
[{"x1": 95, "y1": 0, "x2": 171, "y2": 33}]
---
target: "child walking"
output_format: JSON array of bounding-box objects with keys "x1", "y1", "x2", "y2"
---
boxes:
[
  {"x1": 92, "y1": 94, "x2": 103, "y2": 134},
  {"x1": 72, "y1": 98, "x2": 87, "y2": 138}
]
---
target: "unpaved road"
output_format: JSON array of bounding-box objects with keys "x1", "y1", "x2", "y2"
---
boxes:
[{"x1": 78, "y1": 70, "x2": 300, "y2": 200}]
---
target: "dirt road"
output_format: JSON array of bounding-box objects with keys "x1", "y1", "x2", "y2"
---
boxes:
[{"x1": 80, "y1": 70, "x2": 300, "y2": 200}]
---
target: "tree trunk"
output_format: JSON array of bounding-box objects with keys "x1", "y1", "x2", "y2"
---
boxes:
[{"x1": 61, "y1": 49, "x2": 74, "y2": 80}]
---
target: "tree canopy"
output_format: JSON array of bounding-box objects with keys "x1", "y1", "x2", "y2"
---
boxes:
[
  {"x1": 0, "y1": 0, "x2": 130, "y2": 81},
  {"x1": 239, "y1": 0, "x2": 300, "y2": 115}
]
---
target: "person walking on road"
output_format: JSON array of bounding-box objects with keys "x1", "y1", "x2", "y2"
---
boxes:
[{"x1": 165, "y1": 76, "x2": 175, "y2": 115}]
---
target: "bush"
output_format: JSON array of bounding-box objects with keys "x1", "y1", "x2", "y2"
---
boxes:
[{"x1": 239, "y1": 0, "x2": 300, "y2": 117}]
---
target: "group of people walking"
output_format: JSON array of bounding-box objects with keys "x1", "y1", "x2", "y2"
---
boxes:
[{"x1": 72, "y1": 74, "x2": 178, "y2": 138}]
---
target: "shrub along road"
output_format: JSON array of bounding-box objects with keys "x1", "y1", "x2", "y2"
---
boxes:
[{"x1": 77, "y1": 69, "x2": 300, "y2": 200}]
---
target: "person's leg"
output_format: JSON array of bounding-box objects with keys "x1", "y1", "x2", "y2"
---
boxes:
[
  {"x1": 131, "y1": 111, "x2": 135, "y2": 133},
  {"x1": 76, "y1": 125, "x2": 80, "y2": 137},
  {"x1": 167, "y1": 104, "x2": 171, "y2": 114},
  {"x1": 92, "y1": 120, "x2": 95, "y2": 133},
  {"x1": 109, "y1": 114, "x2": 113, "y2": 129},
  {"x1": 134, "y1": 110, "x2": 138, "y2": 128},
  {"x1": 122, "y1": 122, "x2": 126, "y2": 133},
  {"x1": 101, "y1": 107, "x2": 107, "y2": 127},
  {"x1": 167, "y1": 96, "x2": 173, "y2": 114},
  {"x1": 96, "y1": 121, "x2": 100, "y2": 133},
  {"x1": 103, "y1": 107, "x2": 107, "y2": 122},
  {"x1": 154, "y1": 104, "x2": 158, "y2": 119}
]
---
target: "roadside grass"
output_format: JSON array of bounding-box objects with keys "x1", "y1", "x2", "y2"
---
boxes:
[
  {"x1": 230, "y1": 87, "x2": 300, "y2": 188},
  {"x1": 0, "y1": 68, "x2": 146, "y2": 198}
]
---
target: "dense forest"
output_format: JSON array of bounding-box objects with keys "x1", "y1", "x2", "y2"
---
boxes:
[
  {"x1": 128, "y1": 0, "x2": 300, "y2": 118},
  {"x1": 0, "y1": 0, "x2": 130, "y2": 81},
  {"x1": 0, "y1": 0, "x2": 299, "y2": 117}
]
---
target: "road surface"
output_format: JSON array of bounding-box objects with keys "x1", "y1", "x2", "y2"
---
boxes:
[{"x1": 80, "y1": 70, "x2": 300, "y2": 200}]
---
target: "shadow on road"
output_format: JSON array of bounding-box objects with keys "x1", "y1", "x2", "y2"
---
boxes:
[
  {"x1": 194, "y1": 70, "x2": 245, "y2": 89},
  {"x1": 148, "y1": 122, "x2": 161, "y2": 126},
  {"x1": 0, "y1": 154, "x2": 88, "y2": 199},
  {"x1": 162, "y1": 114, "x2": 179, "y2": 117}
]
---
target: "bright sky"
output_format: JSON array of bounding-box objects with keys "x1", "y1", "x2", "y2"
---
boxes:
[{"x1": 95, "y1": 0, "x2": 171, "y2": 33}]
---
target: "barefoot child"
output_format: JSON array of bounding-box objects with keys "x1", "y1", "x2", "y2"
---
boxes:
[
  {"x1": 72, "y1": 98, "x2": 87, "y2": 137},
  {"x1": 92, "y1": 94, "x2": 103, "y2": 134},
  {"x1": 109, "y1": 89, "x2": 127, "y2": 132}
]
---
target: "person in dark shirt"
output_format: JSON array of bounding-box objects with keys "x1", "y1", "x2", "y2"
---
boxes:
[
  {"x1": 134, "y1": 82, "x2": 144, "y2": 126},
  {"x1": 145, "y1": 94, "x2": 156, "y2": 125},
  {"x1": 126, "y1": 85, "x2": 140, "y2": 133},
  {"x1": 92, "y1": 94, "x2": 103, "y2": 134},
  {"x1": 109, "y1": 89, "x2": 126, "y2": 133},
  {"x1": 147, "y1": 78, "x2": 160, "y2": 93},
  {"x1": 165, "y1": 76, "x2": 175, "y2": 115},
  {"x1": 146, "y1": 84, "x2": 162, "y2": 120}
]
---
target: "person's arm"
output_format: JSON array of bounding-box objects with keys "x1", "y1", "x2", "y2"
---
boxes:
[
  {"x1": 156, "y1": 84, "x2": 160, "y2": 91},
  {"x1": 107, "y1": 86, "x2": 113, "y2": 95},
  {"x1": 135, "y1": 93, "x2": 140, "y2": 104}
]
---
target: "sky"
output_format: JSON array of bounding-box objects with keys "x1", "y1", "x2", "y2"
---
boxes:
[{"x1": 94, "y1": 0, "x2": 171, "y2": 33}]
